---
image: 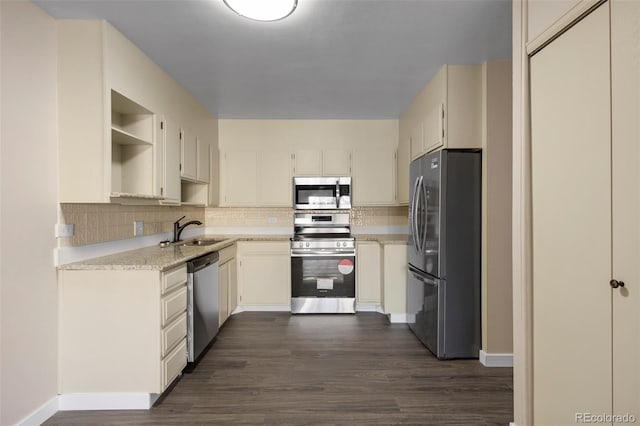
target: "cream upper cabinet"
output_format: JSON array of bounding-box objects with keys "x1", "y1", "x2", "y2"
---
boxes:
[
  {"x1": 181, "y1": 133, "x2": 209, "y2": 184},
  {"x1": 356, "y1": 241, "x2": 382, "y2": 305},
  {"x1": 294, "y1": 150, "x2": 323, "y2": 176},
  {"x1": 58, "y1": 20, "x2": 160, "y2": 203},
  {"x1": 402, "y1": 64, "x2": 482, "y2": 161},
  {"x1": 352, "y1": 149, "x2": 396, "y2": 206},
  {"x1": 221, "y1": 150, "x2": 292, "y2": 206},
  {"x1": 530, "y1": 2, "x2": 640, "y2": 423},
  {"x1": 236, "y1": 241, "x2": 290, "y2": 307},
  {"x1": 396, "y1": 137, "x2": 410, "y2": 205},
  {"x1": 180, "y1": 131, "x2": 197, "y2": 181},
  {"x1": 220, "y1": 151, "x2": 257, "y2": 206},
  {"x1": 159, "y1": 118, "x2": 181, "y2": 203},
  {"x1": 58, "y1": 264, "x2": 188, "y2": 394},
  {"x1": 57, "y1": 20, "x2": 217, "y2": 204},
  {"x1": 196, "y1": 138, "x2": 210, "y2": 183},
  {"x1": 322, "y1": 149, "x2": 352, "y2": 176},
  {"x1": 293, "y1": 149, "x2": 352, "y2": 177},
  {"x1": 257, "y1": 151, "x2": 293, "y2": 206}
]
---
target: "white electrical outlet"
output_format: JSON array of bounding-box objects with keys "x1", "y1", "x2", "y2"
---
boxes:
[
  {"x1": 268, "y1": 217, "x2": 278, "y2": 224},
  {"x1": 134, "y1": 221, "x2": 144, "y2": 236},
  {"x1": 55, "y1": 223, "x2": 74, "y2": 238}
]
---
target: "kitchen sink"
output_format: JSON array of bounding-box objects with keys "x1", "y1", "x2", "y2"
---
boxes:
[{"x1": 182, "y1": 238, "x2": 227, "y2": 246}]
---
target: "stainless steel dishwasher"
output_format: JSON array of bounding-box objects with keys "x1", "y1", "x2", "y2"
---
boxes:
[{"x1": 186, "y1": 251, "x2": 219, "y2": 365}]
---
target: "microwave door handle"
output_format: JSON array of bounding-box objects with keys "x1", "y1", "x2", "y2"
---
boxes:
[{"x1": 335, "y1": 179, "x2": 340, "y2": 208}]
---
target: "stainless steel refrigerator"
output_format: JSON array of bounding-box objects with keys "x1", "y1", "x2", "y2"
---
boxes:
[{"x1": 407, "y1": 149, "x2": 481, "y2": 359}]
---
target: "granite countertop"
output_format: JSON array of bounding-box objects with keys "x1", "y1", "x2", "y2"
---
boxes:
[
  {"x1": 58, "y1": 233, "x2": 406, "y2": 272},
  {"x1": 58, "y1": 235, "x2": 292, "y2": 272},
  {"x1": 354, "y1": 234, "x2": 409, "y2": 245}
]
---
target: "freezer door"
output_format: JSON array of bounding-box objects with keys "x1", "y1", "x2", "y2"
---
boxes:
[
  {"x1": 421, "y1": 151, "x2": 441, "y2": 277},
  {"x1": 407, "y1": 266, "x2": 443, "y2": 358}
]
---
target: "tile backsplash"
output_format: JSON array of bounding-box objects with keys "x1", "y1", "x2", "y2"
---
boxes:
[
  {"x1": 59, "y1": 204, "x2": 204, "y2": 247},
  {"x1": 60, "y1": 204, "x2": 408, "y2": 247},
  {"x1": 204, "y1": 206, "x2": 408, "y2": 228}
]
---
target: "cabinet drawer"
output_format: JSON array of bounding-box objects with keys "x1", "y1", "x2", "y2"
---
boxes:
[
  {"x1": 162, "y1": 264, "x2": 187, "y2": 294},
  {"x1": 162, "y1": 338, "x2": 187, "y2": 390},
  {"x1": 218, "y1": 244, "x2": 236, "y2": 265},
  {"x1": 162, "y1": 313, "x2": 187, "y2": 357},
  {"x1": 161, "y1": 286, "x2": 187, "y2": 327}
]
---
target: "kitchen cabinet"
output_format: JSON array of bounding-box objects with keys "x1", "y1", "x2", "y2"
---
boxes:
[
  {"x1": 221, "y1": 151, "x2": 292, "y2": 207},
  {"x1": 236, "y1": 241, "x2": 290, "y2": 307},
  {"x1": 180, "y1": 131, "x2": 210, "y2": 184},
  {"x1": 405, "y1": 64, "x2": 482, "y2": 161},
  {"x1": 220, "y1": 151, "x2": 257, "y2": 206},
  {"x1": 530, "y1": 2, "x2": 640, "y2": 423},
  {"x1": 257, "y1": 151, "x2": 293, "y2": 206},
  {"x1": 396, "y1": 137, "x2": 410, "y2": 205},
  {"x1": 293, "y1": 150, "x2": 322, "y2": 176},
  {"x1": 58, "y1": 21, "x2": 161, "y2": 203},
  {"x1": 293, "y1": 149, "x2": 352, "y2": 176},
  {"x1": 353, "y1": 149, "x2": 396, "y2": 205},
  {"x1": 57, "y1": 20, "x2": 216, "y2": 205},
  {"x1": 218, "y1": 244, "x2": 237, "y2": 326},
  {"x1": 159, "y1": 117, "x2": 181, "y2": 204},
  {"x1": 58, "y1": 264, "x2": 188, "y2": 395},
  {"x1": 180, "y1": 131, "x2": 197, "y2": 181},
  {"x1": 382, "y1": 243, "x2": 408, "y2": 317},
  {"x1": 356, "y1": 241, "x2": 382, "y2": 305}
]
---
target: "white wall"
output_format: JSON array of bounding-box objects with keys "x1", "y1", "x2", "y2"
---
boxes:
[{"x1": 1, "y1": 1, "x2": 59, "y2": 424}]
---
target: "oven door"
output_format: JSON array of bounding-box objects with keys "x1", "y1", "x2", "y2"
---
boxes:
[{"x1": 291, "y1": 252, "x2": 355, "y2": 298}]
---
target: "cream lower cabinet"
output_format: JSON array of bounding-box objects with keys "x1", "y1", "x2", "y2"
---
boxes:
[
  {"x1": 530, "y1": 2, "x2": 640, "y2": 424},
  {"x1": 382, "y1": 244, "x2": 408, "y2": 316},
  {"x1": 58, "y1": 264, "x2": 188, "y2": 394},
  {"x1": 218, "y1": 244, "x2": 237, "y2": 326},
  {"x1": 356, "y1": 241, "x2": 382, "y2": 305},
  {"x1": 236, "y1": 241, "x2": 290, "y2": 307},
  {"x1": 353, "y1": 149, "x2": 396, "y2": 205}
]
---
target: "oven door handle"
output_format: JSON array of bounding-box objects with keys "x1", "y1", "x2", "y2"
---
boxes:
[{"x1": 291, "y1": 251, "x2": 356, "y2": 257}]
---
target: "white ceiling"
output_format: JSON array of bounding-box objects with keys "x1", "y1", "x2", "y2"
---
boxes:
[{"x1": 34, "y1": 0, "x2": 512, "y2": 119}]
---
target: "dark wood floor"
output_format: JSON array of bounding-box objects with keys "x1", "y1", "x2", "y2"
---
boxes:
[{"x1": 45, "y1": 312, "x2": 513, "y2": 425}]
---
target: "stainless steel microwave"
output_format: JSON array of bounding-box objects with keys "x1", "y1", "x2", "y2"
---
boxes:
[{"x1": 293, "y1": 177, "x2": 351, "y2": 210}]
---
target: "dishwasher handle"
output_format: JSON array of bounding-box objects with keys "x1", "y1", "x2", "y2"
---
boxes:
[{"x1": 187, "y1": 252, "x2": 220, "y2": 273}]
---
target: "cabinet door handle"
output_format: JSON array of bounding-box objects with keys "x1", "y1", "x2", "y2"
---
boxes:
[{"x1": 610, "y1": 279, "x2": 625, "y2": 289}]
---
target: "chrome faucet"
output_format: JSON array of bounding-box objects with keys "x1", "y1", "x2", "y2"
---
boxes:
[{"x1": 173, "y1": 216, "x2": 203, "y2": 242}]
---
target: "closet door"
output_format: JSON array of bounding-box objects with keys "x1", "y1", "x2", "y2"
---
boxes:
[
  {"x1": 611, "y1": 0, "x2": 640, "y2": 418},
  {"x1": 530, "y1": 4, "x2": 612, "y2": 424}
]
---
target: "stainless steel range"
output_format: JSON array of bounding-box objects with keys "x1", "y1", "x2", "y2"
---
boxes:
[{"x1": 290, "y1": 212, "x2": 356, "y2": 314}]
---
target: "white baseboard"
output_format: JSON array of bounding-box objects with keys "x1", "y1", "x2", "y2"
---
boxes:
[
  {"x1": 58, "y1": 393, "x2": 159, "y2": 410},
  {"x1": 387, "y1": 313, "x2": 408, "y2": 323},
  {"x1": 18, "y1": 396, "x2": 58, "y2": 426},
  {"x1": 234, "y1": 305, "x2": 291, "y2": 312},
  {"x1": 355, "y1": 303, "x2": 384, "y2": 313},
  {"x1": 479, "y1": 350, "x2": 514, "y2": 367}
]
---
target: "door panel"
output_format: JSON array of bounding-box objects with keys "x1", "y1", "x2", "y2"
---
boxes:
[
  {"x1": 530, "y1": 4, "x2": 612, "y2": 424},
  {"x1": 422, "y1": 151, "x2": 441, "y2": 278},
  {"x1": 611, "y1": 0, "x2": 640, "y2": 418}
]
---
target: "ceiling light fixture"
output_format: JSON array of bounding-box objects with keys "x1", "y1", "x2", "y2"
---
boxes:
[{"x1": 223, "y1": 0, "x2": 298, "y2": 22}]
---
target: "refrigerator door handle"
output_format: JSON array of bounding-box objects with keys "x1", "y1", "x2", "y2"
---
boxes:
[
  {"x1": 409, "y1": 267, "x2": 438, "y2": 286},
  {"x1": 410, "y1": 176, "x2": 421, "y2": 251},
  {"x1": 420, "y1": 176, "x2": 428, "y2": 255}
]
